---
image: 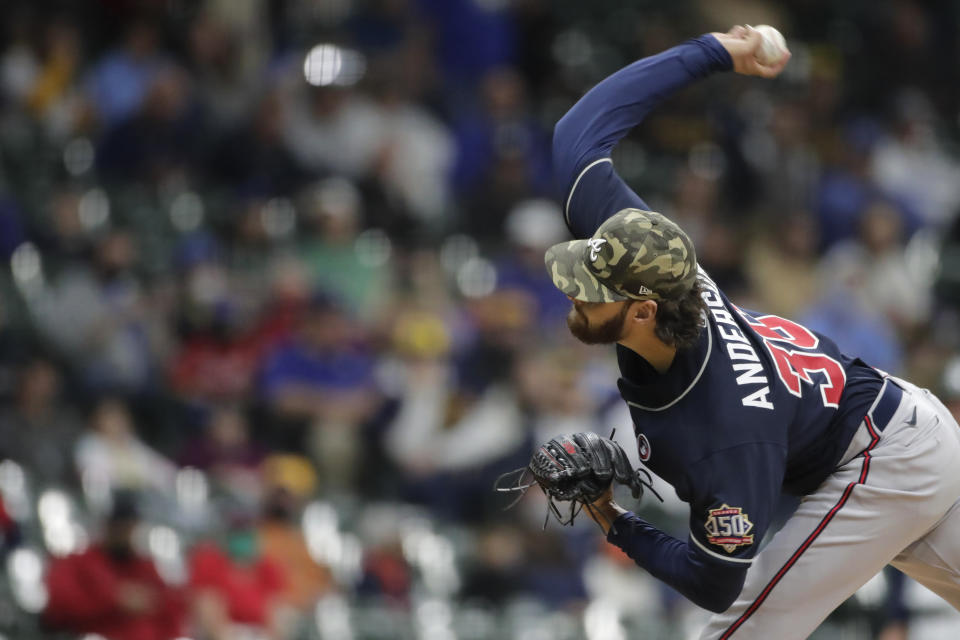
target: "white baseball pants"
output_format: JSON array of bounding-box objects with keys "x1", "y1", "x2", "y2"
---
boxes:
[{"x1": 701, "y1": 377, "x2": 960, "y2": 639}]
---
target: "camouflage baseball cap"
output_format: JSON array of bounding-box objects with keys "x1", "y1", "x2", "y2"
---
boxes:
[{"x1": 544, "y1": 208, "x2": 697, "y2": 303}]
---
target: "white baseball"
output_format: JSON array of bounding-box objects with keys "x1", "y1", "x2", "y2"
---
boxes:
[{"x1": 752, "y1": 24, "x2": 788, "y2": 65}]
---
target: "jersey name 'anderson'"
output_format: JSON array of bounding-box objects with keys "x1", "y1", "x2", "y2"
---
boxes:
[{"x1": 698, "y1": 273, "x2": 773, "y2": 411}]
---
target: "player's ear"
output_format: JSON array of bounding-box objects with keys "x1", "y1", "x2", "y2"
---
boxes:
[{"x1": 631, "y1": 300, "x2": 658, "y2": 324}]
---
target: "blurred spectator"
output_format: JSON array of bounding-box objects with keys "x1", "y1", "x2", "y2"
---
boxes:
[
  {"x1": 257, "y1": 487, "x2": 335, "y2": 612},
  {"x1": 452, "y1": 67, "x2": 550, "y2": 194},
  {"x1": 74, "y1": 398, "x2": 176, "y2": 494},
  {"x1": 347, "y1": 0, "x2": 422, "y2": 55},
  {"x1": 384, "y1": 300, "x2": 530, "y2": 521},
  {"x1": 33, "y1": 187, "x2": 91, "y2": 268},
  {"x1": 0, "y1": 196, "x2": 27, "y2": 262},
  {"x1": 84, "y1": 18, "x2": 165, "y2": 127},
  {"x1": 28, "y1": 228, "x2": 165, "y2": 394},
  {"x1": 168, "y1": 241, "x2": 271, "y2": 406},
  {"x1": 360, "y1": 540, "x2": 412, "y2": 604},
  {"x1": 282, "y1": 85, "x2": 385, "y2": 178},
  {"x1": 0, "y1": 8, "x2": 38, "y2": 106},
  {"x1": 44, "y1": 493, "x2": 186, "y2": 640},
  {"x1": 872, "y1": 88, "x2": 960, "y2": 229},
  {"x1": 96, "y1": 67, "x2": 205, "y2": 184},
  {"x1": 748, "y1": 100, "x2": 820, "y2": 215},
  {"x1": 668, "y1": 167, "x2": 729, "y2": 283},
  {"x1": 418, "y1": 0, "x2": 515, "y2": 90},
  {"x1": 179, "y1": 406, "x2": 266, "y2": 505},
  {"x1": 515, "y1": 347, "x2": 600, "y2": 448},
  {"x1": 934, "y1": 205, "x2": 960, "y2": 311},
  {"x1": 187, "y1": 13, "x2": 261, "y2": 130},
  {"x1": 189, "y1": 513, "x2": 287, "y2": 640},
  {"x1": 169, "y1": 301, "x2": 265, "y2": 407},
  {"x1": 23, "y1": 20, "x2": 85, "y2": 140},
  {"x1": 800, "y1": 289, "x2": 903, "y2": 376},
  {"x1": 941, "y1": 356, "x2": 960, "y2": 422},
  {"x1": 461, "y1": 523, "x2": 526, "y2": 605},
  {"x1": 815, "y1": 119, "x2": 884, "y2": 249},
  {"x1": 0, "y1": 357, "x2": 81, "y2": 486},
  {"x1": 209, "y1": 90, "x2": 307, "y2": 197},
  {"x1": 745, "y1": 212, "x2": 820, "y2": 319},
  {"x1": 298, "y1": 178, "x2": 391, "y2": 320},
  {"x1": 495, "y1": 198, "x2": 571, "y2": 324},
  {"x1": 819, "y1": 200, "x2": 930, "y2": 333},
  {"x1": 261, "y1": 454, "x2": 319, "y2": 506},
  {"x1": 365, "y1": 60, "x2": 455, "y2": 223},
  {"x1": 457, "y1": 68, "x2": 552, "y2": 241},
  {"x1": 522, "y1": 525, "x2": 588, "y2": 608},
  {"x1": 225, "y1": 199, "x2": 303, "y2": 313},
  {"x1": 259, "y1": 293, "x2": 381, "y2": 486}
]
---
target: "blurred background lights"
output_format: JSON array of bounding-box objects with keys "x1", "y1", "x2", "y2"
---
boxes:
[
  {"x1": 147, "y1": 525, "x2": 187, "y2": 585},
  {"x1": 175, "y1": 467, "x2": 209, "y2": 518},
  {"x1": 262, "y1": 197, "x2": 297, "y2": 239},
  {"x1": 302, "y1": 501, "x2": 339, "y2": 535},
  {"x1": 78, "y1": 187, "x2": 111, "y2": 230},
  {"x1": 584, "y1": 600, "x2": 627, "y2": 640},
  {"x1": 302, "y1": 502, "x2": 362, "y2": 585},
  {"x1": 315, "y1": 594, "x2": 354, "y2": 640},
  {"x1": 7, "y1": 548, "x2": 47, "y2": 613},
  {"x1": 355, "y1": 228, "x2": 392, "y2": 267},
  {"x1": 11, "y1": 242, "x2": 43, "y2": 290},
  {"x1": 552, "y1": 29, "x2": 593, "y2": 68},
  {"x1": 853, "y1": 571, "x2": 889, "y2": 607},
  {"x1": 38, "y1": 489, "x2": 87, "y2": 557},
  {"x1": 80, "y1": 468, "x2": 113, "y2": 515},
  {"x1": 456, "y1": 257, "x2": 497, "y2": 299},
  {"x1": 440, "y1": 234, "x2": 479, "y2": 275},
  {"x1": 944, "y1": 356, "x2": 960, "y2": 396},
  {"x1": 304, "y1": 44, "x2": 366, "y2": 87},
  {"x1": 37, "y1": 489, "x2": 69, "y2": 524},
  {"x1": 148, "y1": 525, "x2": 180, "y2": 561},
  {"x1": 0, "y1": 460, "x2": 31, "y2": 522},
  {"x1": 170, "y1": 191, "x2": 205, "y2": 232},
  {"x1": 63, "y1": 137, "x2": 94, "y2": 176}
]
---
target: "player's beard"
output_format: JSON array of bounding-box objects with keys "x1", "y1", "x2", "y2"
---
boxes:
[{"x1": 566, "y1": 301, "x2": 631, "y2": 345}]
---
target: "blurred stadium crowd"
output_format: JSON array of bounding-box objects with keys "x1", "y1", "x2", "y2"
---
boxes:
[{"x1": 0, "y1": 0, "x2": 959, "y2": 638}]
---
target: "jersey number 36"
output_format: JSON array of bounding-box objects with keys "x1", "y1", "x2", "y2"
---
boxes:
[{"x1": 740, "y1": 313, "x2": 846, "y2": 409}]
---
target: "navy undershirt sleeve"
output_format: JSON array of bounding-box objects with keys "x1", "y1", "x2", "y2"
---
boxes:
[
  {"x1": 553, "y1": 35, "x2": 732, "y2": 238},
  {"x1": 607, "y1": 512, "x2": 747, "y2": 613}
]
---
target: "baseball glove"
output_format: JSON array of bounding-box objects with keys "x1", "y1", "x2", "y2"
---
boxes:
[{"x1": 495, "y1": 431, "x2": 661, "y2": 533}]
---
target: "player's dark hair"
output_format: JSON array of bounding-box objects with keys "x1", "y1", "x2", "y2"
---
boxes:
[{"x1": 653, "y1": 279, "x2": 707, "y2": 350}]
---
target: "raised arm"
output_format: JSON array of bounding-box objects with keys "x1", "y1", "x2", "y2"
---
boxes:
[{"x1": 554, "y1": 27, "x2": 789, "y2": 238}]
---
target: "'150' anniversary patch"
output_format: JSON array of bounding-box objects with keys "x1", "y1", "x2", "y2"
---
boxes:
[{"x1": 704, "y1": 504, "x2": 754, "y2": 553}]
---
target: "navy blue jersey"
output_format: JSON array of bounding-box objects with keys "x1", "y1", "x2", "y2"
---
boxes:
[
  {"x1": 618, "y1": 270, "x2": 882, "y2": 565},
  {"x1": 551, "y1": 34, "x2": 885, "y2": 608}
]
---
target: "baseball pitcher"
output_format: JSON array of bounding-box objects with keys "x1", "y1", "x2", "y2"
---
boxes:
[{"x1": 512, "y1": 26, "x2": 960, "y2": 638}]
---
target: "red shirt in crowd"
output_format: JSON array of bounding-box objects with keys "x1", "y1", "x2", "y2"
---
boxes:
[
  {"x1": 189, "y1": 542, "x2": 286, "y2": 626},
  {"x1": 44, "y1": 545, "x2": 186, "y2": 640}
]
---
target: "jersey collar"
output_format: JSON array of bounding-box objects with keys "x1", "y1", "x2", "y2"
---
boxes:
[{"x1": 616, "y1": 321, "x2": 712, "y2": 411}]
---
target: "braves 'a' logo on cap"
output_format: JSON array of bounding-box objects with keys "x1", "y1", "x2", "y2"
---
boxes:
[
  {"x1": 637, "y1": 433, "x2": 652, "y2": 461},
  {"x1": 587, "y1": 238, "x2": 606, "y2": 262},
  {"x1": 704, "y1": 505, "x2": 754, "y2": 553}
]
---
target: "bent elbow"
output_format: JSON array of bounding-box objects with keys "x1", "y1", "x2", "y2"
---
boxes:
[
  {"x1": 686, "y1": 558, "x2": 746, "y2": 614},
  {"x1": 698, "y1": 590, "x2": 738, "y2": 614}
]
